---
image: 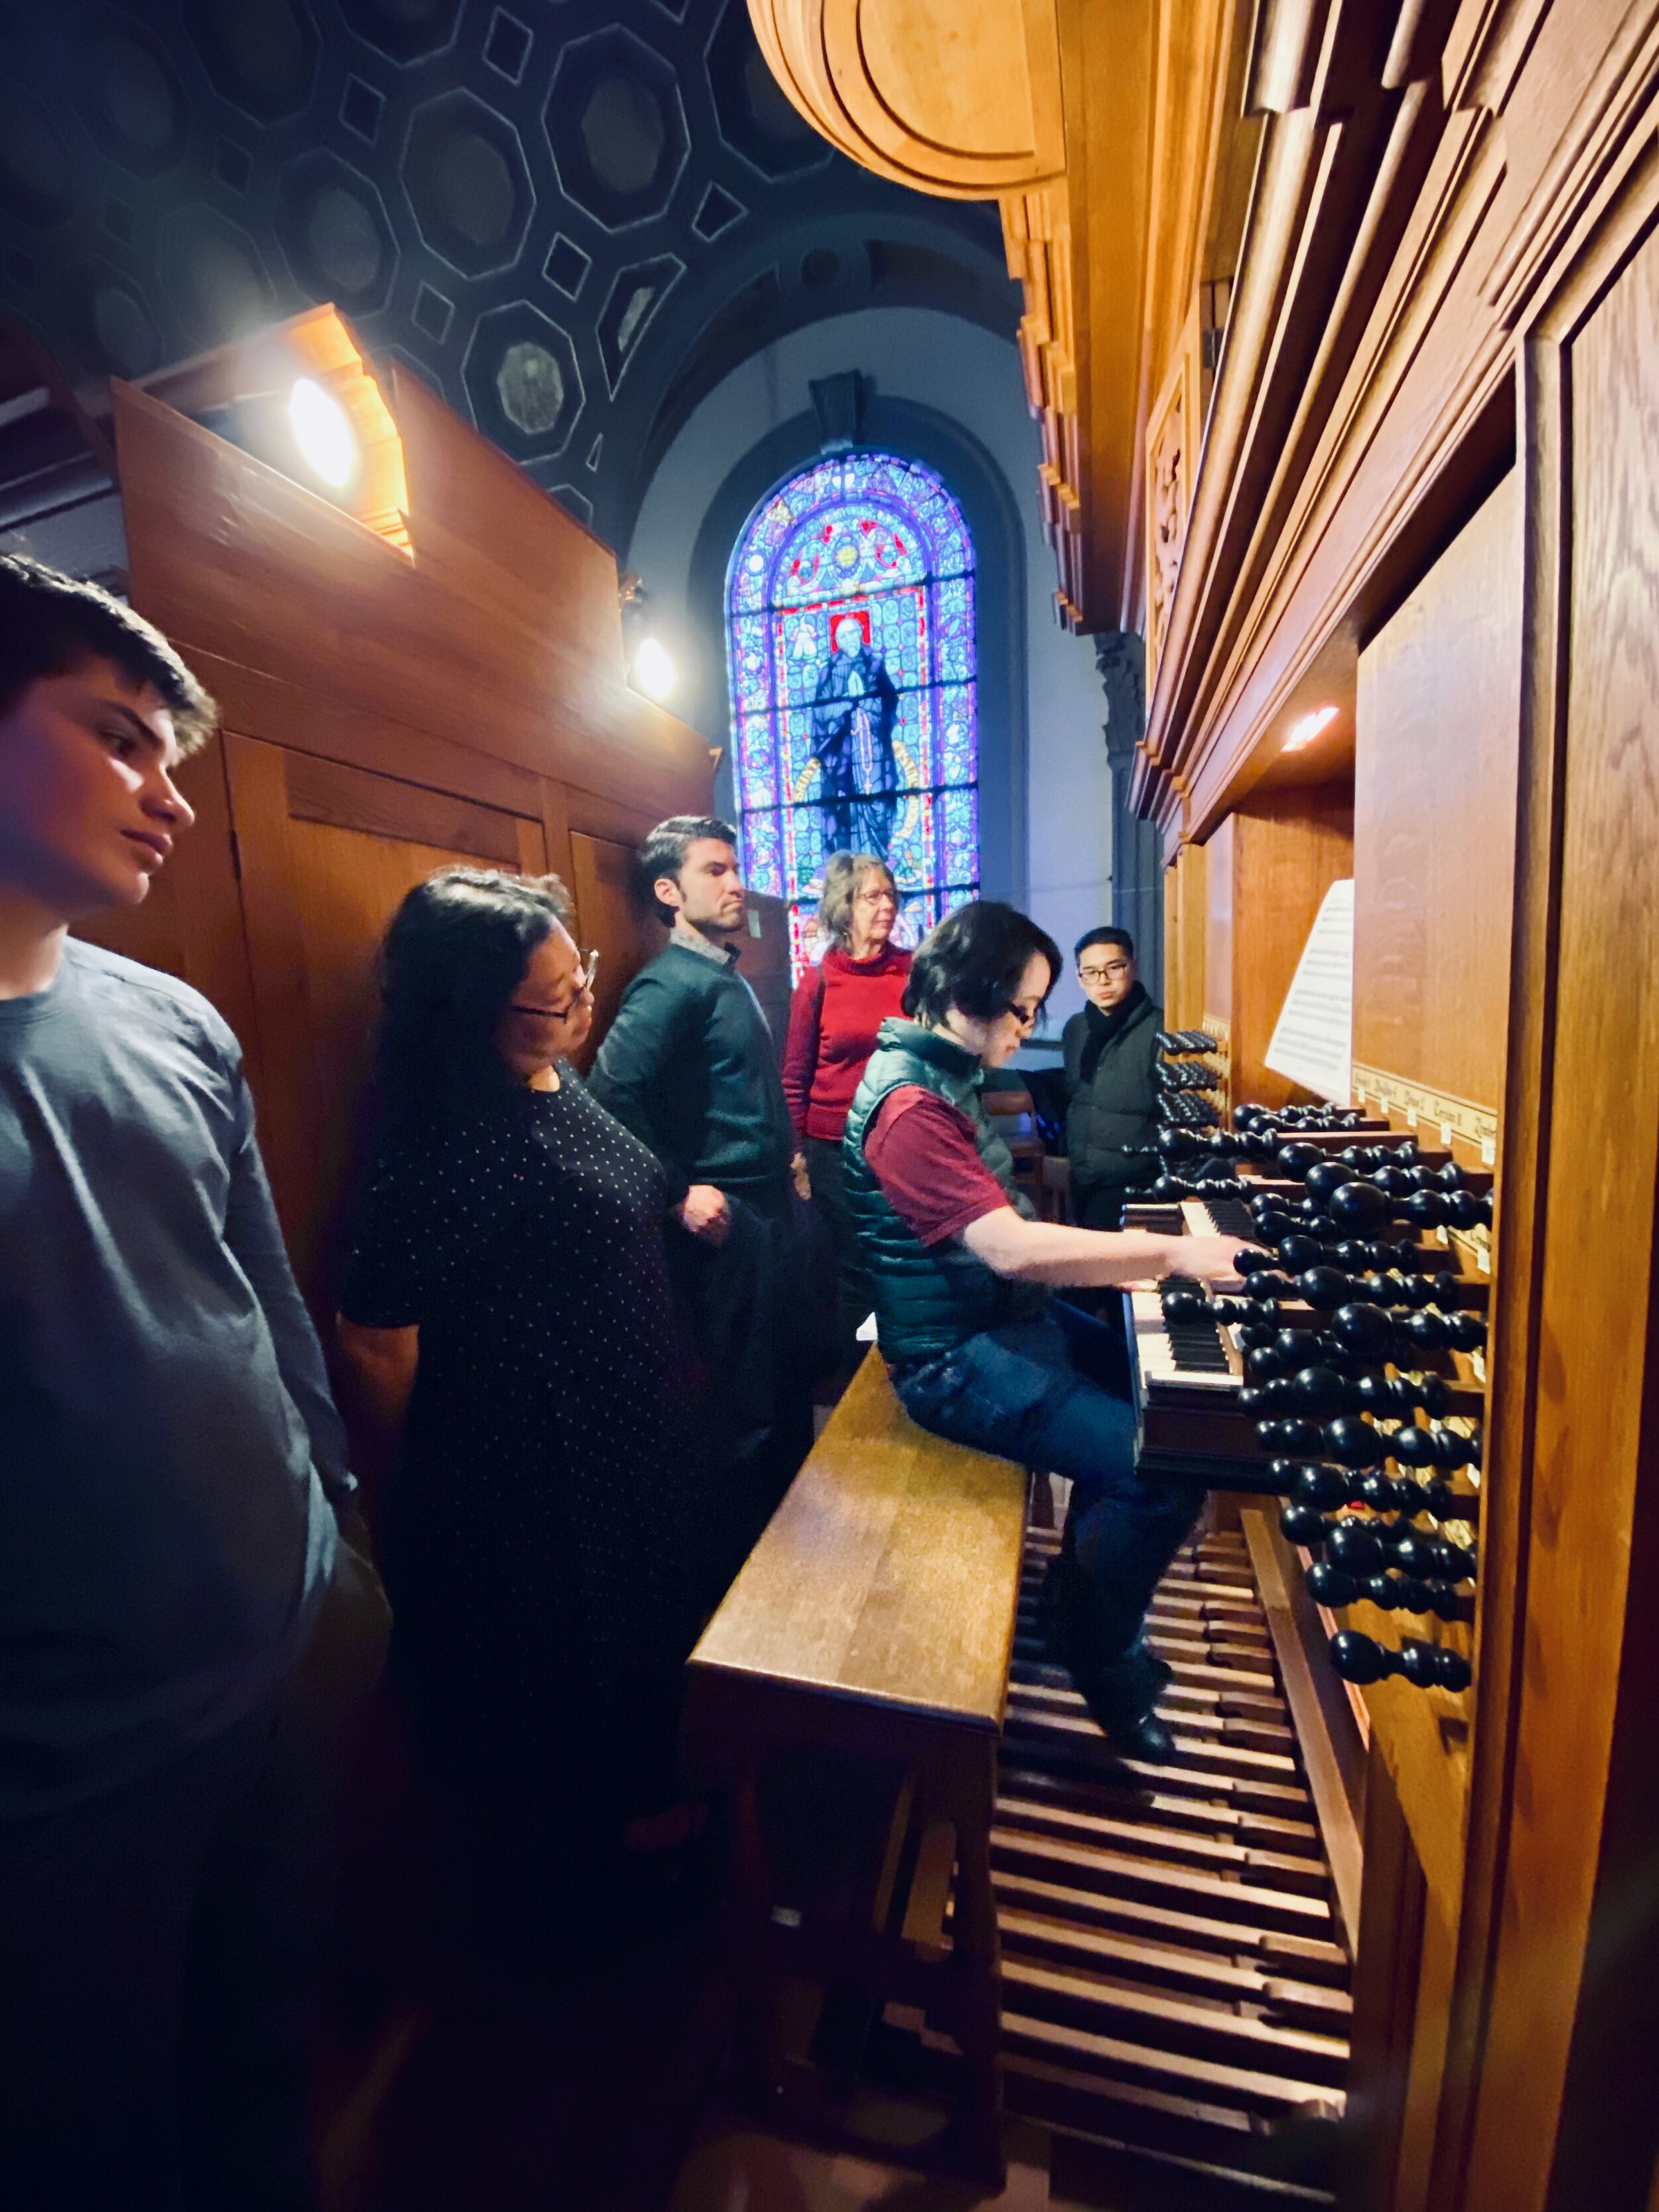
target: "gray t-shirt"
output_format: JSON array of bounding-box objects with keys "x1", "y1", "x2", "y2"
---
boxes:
[{"x1": 0, "y1": 938, "x2": 343, "y2": 1817}]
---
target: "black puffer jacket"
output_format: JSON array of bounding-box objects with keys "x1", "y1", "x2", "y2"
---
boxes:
[{"x1": 1060, "y1": 986, "x2": 1161, "y2": 1197}]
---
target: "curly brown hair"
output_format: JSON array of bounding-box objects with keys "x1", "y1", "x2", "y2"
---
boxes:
[{"x1": 816, "y1": 851, "x2": 897, "y2": 948}]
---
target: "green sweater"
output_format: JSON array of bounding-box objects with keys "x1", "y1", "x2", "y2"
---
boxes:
[{"x1": 589, "y1": 938, "x2": 794, "y2": 1214}]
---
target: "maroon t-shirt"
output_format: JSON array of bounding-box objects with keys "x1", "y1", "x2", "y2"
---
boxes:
[{"x1": 863, "y1": 1086, "x2": 1011, "y2": 1246}]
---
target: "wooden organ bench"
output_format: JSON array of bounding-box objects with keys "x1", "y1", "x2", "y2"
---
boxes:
[
  {"x1": 682, "y1": 1347, "x2": 1028, "y2": 2179},
  {"x1": 683, "y1": 1347, "x2": 1356, "y2": 2195}
]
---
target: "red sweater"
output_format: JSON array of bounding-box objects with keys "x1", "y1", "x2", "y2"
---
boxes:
[{"x1": 782, "y1": 944, "x2": 913, "y2": 1142}]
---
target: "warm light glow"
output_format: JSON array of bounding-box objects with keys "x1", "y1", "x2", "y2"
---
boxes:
[
  {"x1": 1283, "y1": 704, "x2": 1339, "y2": 752},
  {"x1": 288, "y1": 377, "x2": 357, "y2": 489},
  {"x1": 633, "y1": 635, "x2": 676, "y2": 700}
]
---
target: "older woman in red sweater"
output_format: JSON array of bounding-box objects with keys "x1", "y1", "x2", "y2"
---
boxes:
[{"x1": 784, "y1": 851, "x2": 912, "y2": 1380}]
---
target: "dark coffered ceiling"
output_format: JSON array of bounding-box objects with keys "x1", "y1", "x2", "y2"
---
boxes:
[{"x1": 0, "y1": 0, "x2": 1019, "y2": 547}]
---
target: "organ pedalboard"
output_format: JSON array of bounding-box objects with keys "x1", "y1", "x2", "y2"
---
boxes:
[{"x1": 1123, "y1": 1096, "x2": 1490, "y2": 1702}]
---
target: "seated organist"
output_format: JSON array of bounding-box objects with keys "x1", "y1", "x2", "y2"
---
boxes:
[{"x1": 842, "y1": 901, "x2": 1243, "y2": 1753}]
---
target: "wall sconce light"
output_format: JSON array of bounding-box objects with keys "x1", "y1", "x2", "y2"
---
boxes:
[
  {"x1": 632, "y1": 635, "x2": 676, "y2": 700},
  {"x1": 1283, "y1": 704, "x2": 1339, "y2": 752},
  {"x1": 289, "y1": 377, "x2": 358, "y2": 489}
]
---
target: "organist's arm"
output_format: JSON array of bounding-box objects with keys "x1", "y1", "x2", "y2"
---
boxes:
[
  {"x1": 961, "y1": 1208, "x2": 1242, "y2": 1288},
  {"x1": 862, "y1": 1085, "x2": 1243, "y2": 1287}
]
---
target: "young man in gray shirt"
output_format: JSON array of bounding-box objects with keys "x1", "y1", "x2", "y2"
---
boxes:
[{"x1": 0, "y1": 556, "x2": 364, "y2": 2209}]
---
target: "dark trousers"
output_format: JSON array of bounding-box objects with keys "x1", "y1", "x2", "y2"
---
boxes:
[
  {"x1": 805, "y1": 1133, "x2": 873, "y2": 1381},
  {"x1": 0, "y1": 1539, "x2": 389, "y2": 2212},
  {"x1": 0, "y1": 1706, "x2": 321, "y2": 2212},
  {"x1": 671, "y1": 1183, "x2": 815, "y2": 1607},
  {"x1": 891, "y1": 1301, "x2": 1204, "y2": 1717}
]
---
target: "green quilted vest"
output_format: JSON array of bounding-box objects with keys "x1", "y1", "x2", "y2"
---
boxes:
[{"x1": 843, "y1": 1018, "x2": 1050, "y2": 1363}]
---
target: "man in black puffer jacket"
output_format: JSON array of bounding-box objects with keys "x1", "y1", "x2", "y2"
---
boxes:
[{"x1": 1060, "y1": 927, "x2": 1161, "y2": 1228}]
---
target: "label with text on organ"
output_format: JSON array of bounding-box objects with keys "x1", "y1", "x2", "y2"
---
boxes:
[{"x1": 1265, "y1": 877, "x2": 1354, "y2": 1103}]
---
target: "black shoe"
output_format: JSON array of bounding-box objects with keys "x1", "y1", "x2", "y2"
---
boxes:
[
  {"x1": 1066, "y1": 1670, "x2": 1179, "y2": 1759},
  {"x1": 1100, "y1": 1712, "x2": 1179, "y2": 1762}
]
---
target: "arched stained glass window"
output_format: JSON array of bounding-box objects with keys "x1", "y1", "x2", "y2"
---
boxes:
[{"x1": 725, "y1": 451, "x2": 979, "y2": 974}]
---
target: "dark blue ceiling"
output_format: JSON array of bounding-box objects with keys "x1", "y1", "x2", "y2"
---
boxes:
[{"x1": 0, "y1": 0, "x2": 1019, "y2": 548}]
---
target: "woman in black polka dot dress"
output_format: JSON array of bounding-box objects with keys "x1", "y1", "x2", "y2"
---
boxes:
[{"x1": 338, "y1": 868, "x2": 702, "y2": 1925}]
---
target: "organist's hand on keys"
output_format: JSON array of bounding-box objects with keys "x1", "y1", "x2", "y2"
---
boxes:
[{"x1": 960, "y1": 1210, "x2": 1247, "y2": 1290}]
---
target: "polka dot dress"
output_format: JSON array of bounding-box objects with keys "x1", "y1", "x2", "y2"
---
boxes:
[{"x1": 340, "y1": 1070, "x2": 701, "y2": 1816}]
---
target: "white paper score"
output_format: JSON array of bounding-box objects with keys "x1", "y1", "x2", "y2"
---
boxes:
[{"x1": 1264, "y1": 877, "x2": 1354, "y2": 1104}]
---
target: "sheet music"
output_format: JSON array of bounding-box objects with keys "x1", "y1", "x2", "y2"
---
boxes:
[{"x1": 1265, "y1": 877, "x2": 1354, "y2": 1103}]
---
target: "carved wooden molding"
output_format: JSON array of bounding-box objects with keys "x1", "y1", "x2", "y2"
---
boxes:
[
  {"x1": 748, "y1": 0, "x2": 1065, "y2": 196},
  {"x1": 1135, "y1": 2, "x2": 1659, "y2": 851},
  {"x1": 1144, "y1": 299, "x2": 1204, "y2": 682}
]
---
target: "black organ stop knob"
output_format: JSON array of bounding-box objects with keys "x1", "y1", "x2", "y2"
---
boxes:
[
  {"x1": 1325, "y1": 1518, "x2": 1386, "y2": 1574},
  {"x1": 1304, "y1": 1159, "x2": 1350, "y2": 1204},
  {"x1": 1328, "y1": 1630, "x2": 1472, "y2": 1692},
  {"x1": 1277, "y1": 1143, "x2": 1324, "y2": 1177},
  {"x1": 1329, "y1": 1181, "x2": 1389, "y2": 1232},
  {"x1": 1297, "y1": 1266, "x2": 1352, "y2": 1310},
  {"x1": 1277, "y1": 1232, "x2": 1325, "y2": 1273},
  {"x1": 1290, "y1": 1364, "x2": 1354, "y2": 1416},
  {"x1": 1334, "y1": 1302, "x2": 1394, "y2": 1359},
  {"x1": 1279, "y1": 1504, "x2": 1329, "y2": 1550},
  {"x1": 1307, "y1": 1560, "x2": 1359, "y2": 1609},
  {"x1": 1293, "y1": 1464, "x2": 1350, "y2": 1509},
  {"x1": 1388, "y1": 1422, "x2": 1436, "y2": 1467},
  {"x1": 1325, "y1": 1416, "x2": 1385, "y2": 1469}
]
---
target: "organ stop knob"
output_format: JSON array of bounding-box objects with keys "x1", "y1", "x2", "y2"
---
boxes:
[{"x1": 1327, "y1": 1629, "x2": 1471, "y2": 1693}]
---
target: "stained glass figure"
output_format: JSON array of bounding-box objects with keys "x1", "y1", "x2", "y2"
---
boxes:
[{"x1": 725, "y1": 451, "x2": 980, "y2": 974}]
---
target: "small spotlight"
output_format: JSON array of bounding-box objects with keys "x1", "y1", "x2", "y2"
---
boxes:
[
  {"x1": 633, "y1": 636, "x2": 676, "y2": 701},
  {"x1": 289, "y1": 378, "x2": 357, "y2": 490},
  {"x1": 1283, "y1": 704, "x2": 1338, "y2": 752}
]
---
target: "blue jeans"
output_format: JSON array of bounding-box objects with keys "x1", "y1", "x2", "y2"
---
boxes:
[{"x1": 892, "y1": 1302, "x2": 1204, "y2": 1711}]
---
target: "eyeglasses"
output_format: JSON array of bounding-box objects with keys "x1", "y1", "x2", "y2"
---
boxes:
[
  {"x1": 1000, "y1": 999, "x2": 1043, "y2": 1030},
  {"x1": 1078, "y1": 959, "x2": 1133, "y2": 982},
  {"x1": 508, "y1": 949, "x2": 600, "y2": 1023}
]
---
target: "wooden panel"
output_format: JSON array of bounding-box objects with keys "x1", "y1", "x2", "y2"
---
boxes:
[
  {"x1": 1354, "y1": 473, "x2": 1522, "y2": 1113},
  {"x1": 687, "y1": 1351, "x2": 1027, "y2": 1731},
  {"x1": 1342, "y1": 1758, "x2": 1429, "y2": 2212},
  {"x1": 387, "y1": 364, "x2": 622, "y2": 657},
  {"x1": 114, "y1": 379, "x2": 710, "y2": 819},
  {"x1": 567, "y1": 829, "x2": 665, "y2": 1074},
  {"x1": 1457, "y1": 208, "x2": 1659, "y2": 2212},
  {"x1": 1220, "y1": 786, "x2": 1353, "y2": 1110},
  {"x1": 283, "y1": 749, "x2": 526, "y2": 866},
  {"x1": 1162, "y1": 842, "x2": 1208, "y2": 1032},
  {"x1": 223, "y1": 734, "x2": 547, "y2": 1307},
  {"x1": 1201, "y1": 816, "x2": 1232, "y2": 1026},
  {"x1": 180, "y1": 647, "x2": 550, "y2": 820}
]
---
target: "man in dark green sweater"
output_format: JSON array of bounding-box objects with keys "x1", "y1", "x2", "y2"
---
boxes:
[
  {"x1": 590, "y1": 816, "x2": 810, "y2": 1592},
  {"x1": 1060, "y1": 926, "x2": 1161, "y2": 1228}
]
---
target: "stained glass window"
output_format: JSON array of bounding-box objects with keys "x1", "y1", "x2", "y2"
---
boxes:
[{"x1": 725, "y1": 451, "x2": 979, "y2": 976}]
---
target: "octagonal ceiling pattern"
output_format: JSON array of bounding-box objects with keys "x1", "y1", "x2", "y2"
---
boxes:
[{"x1": 0, "y1": 0, "x2": 1016, "y2": 547}]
